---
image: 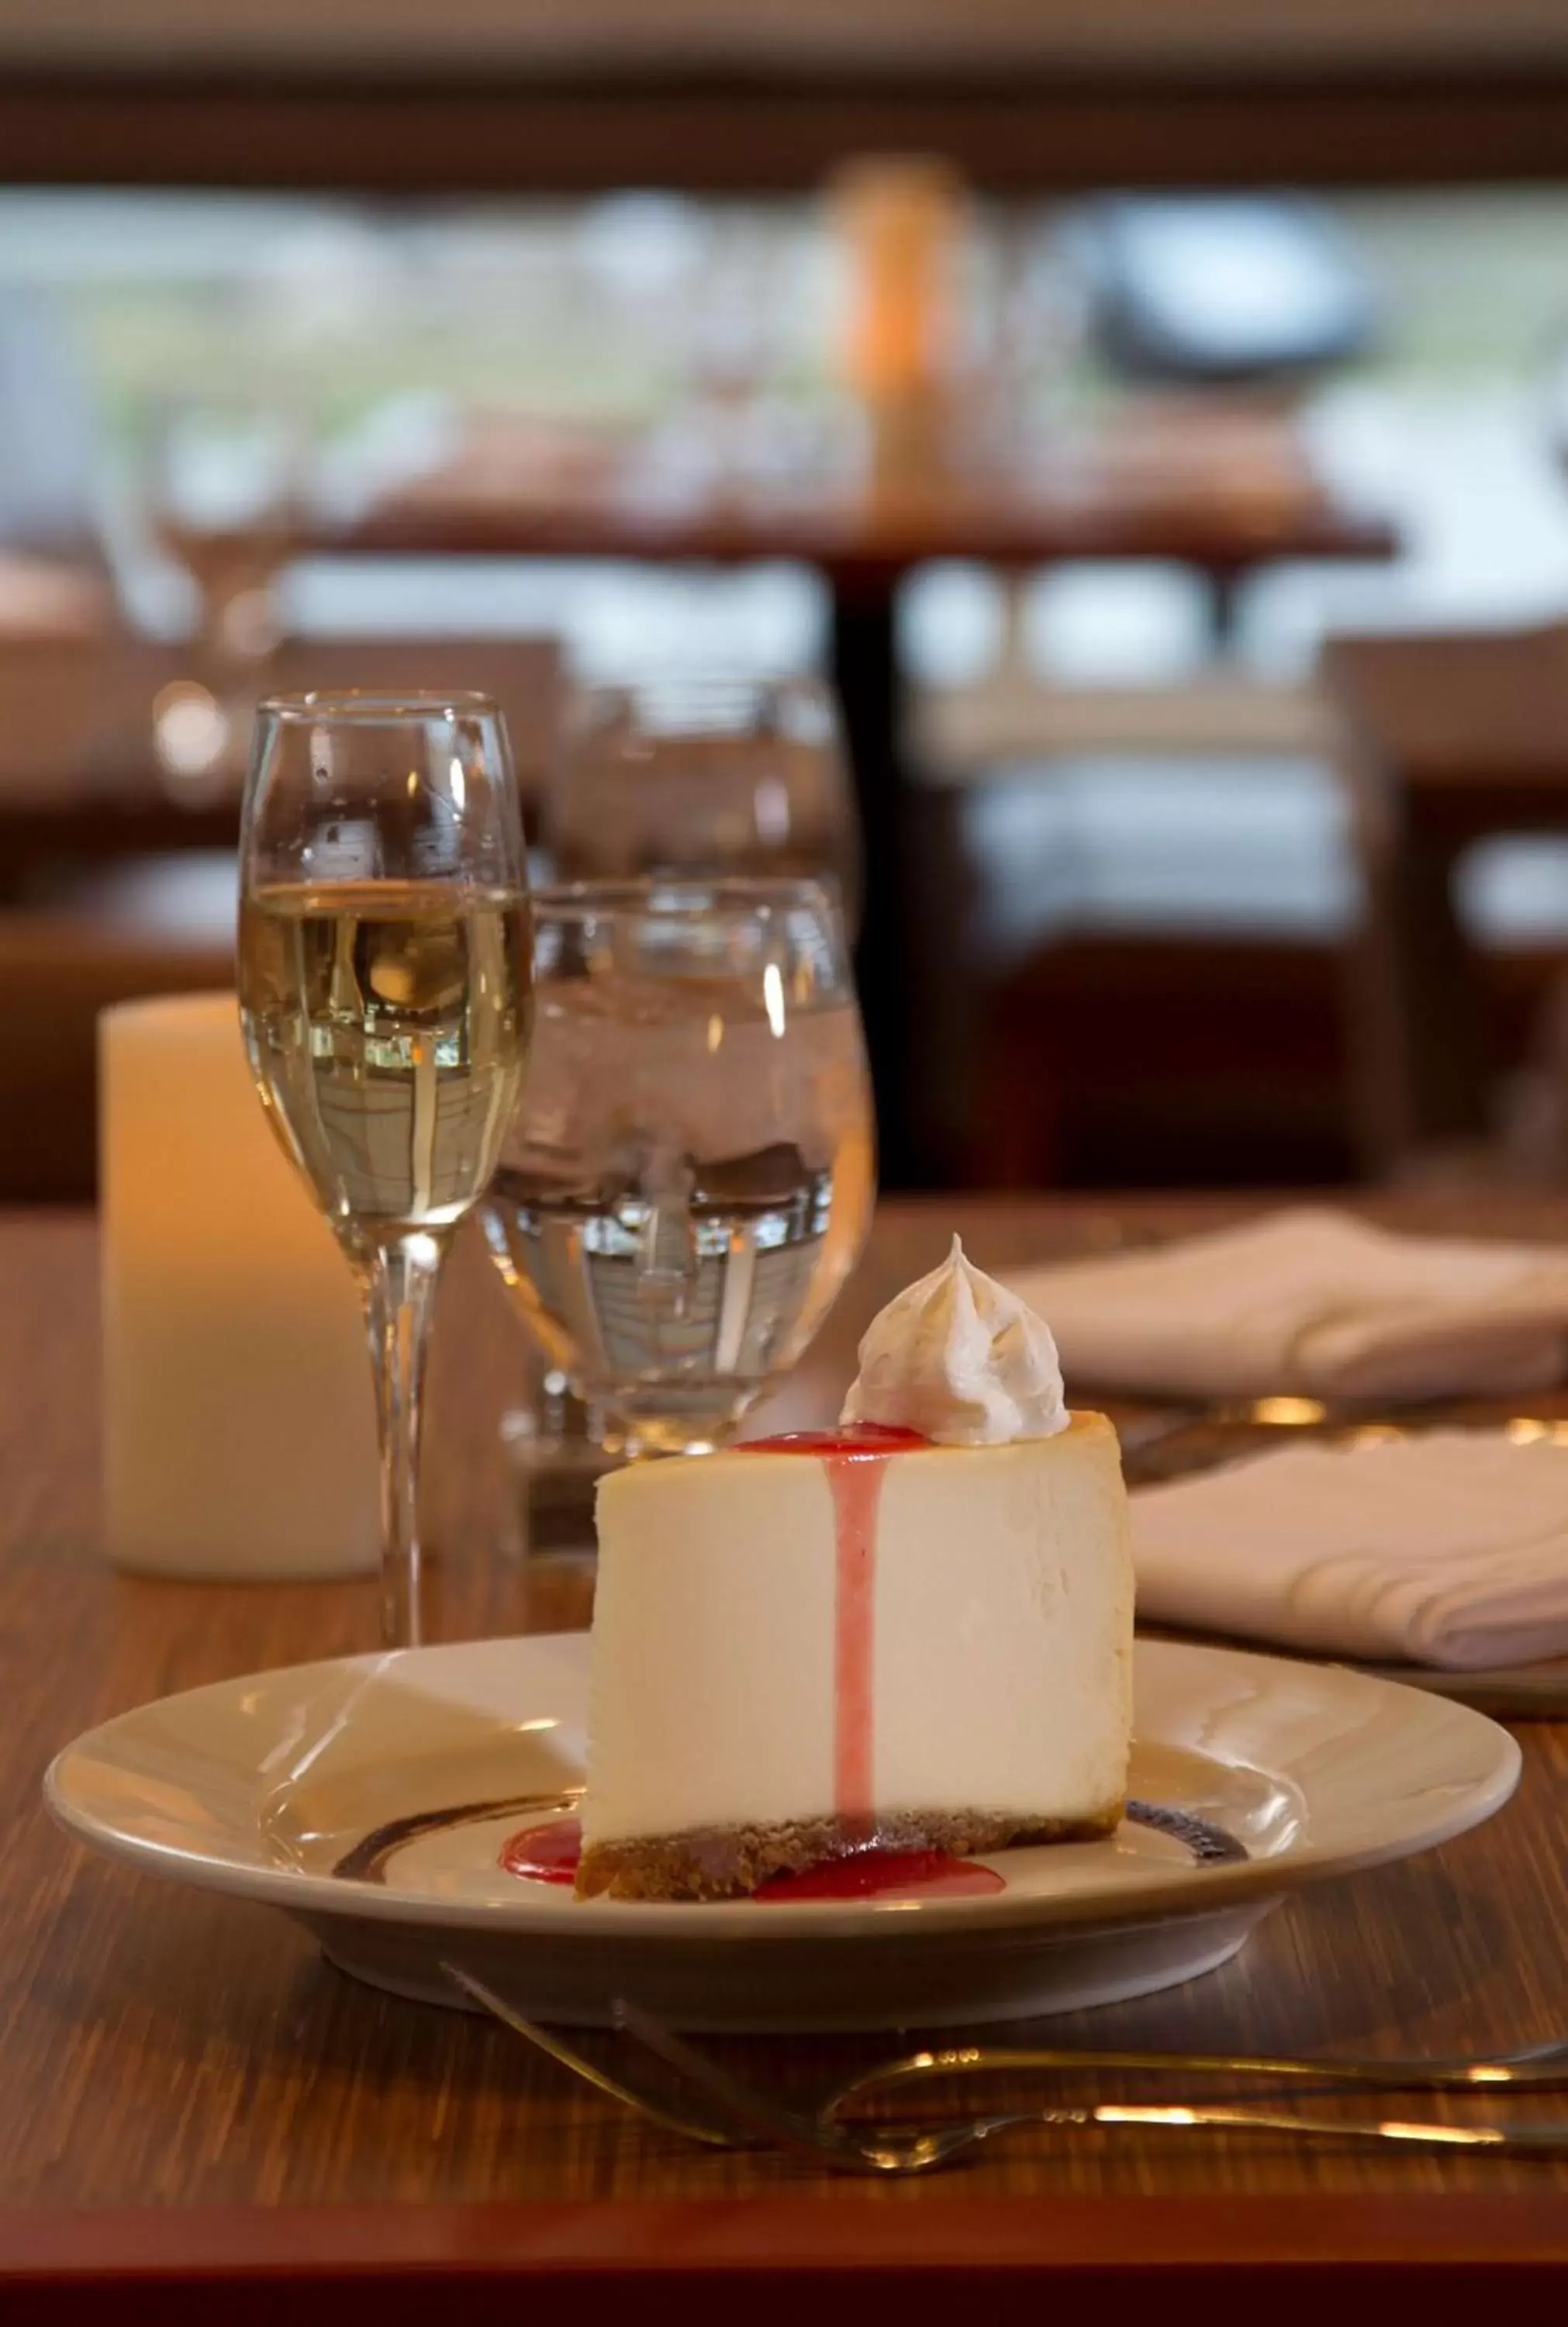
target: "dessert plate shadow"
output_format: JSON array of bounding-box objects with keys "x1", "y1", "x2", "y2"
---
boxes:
[{"x1": 46, "y1": 1633, "x2": 1519, "y2": 2032}]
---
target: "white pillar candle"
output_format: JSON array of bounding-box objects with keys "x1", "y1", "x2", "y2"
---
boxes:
[{"x1": 101, "y1": 991, "x2": 379, "y2": 1578}]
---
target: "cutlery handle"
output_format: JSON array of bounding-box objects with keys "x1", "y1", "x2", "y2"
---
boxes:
[
  {"x1": 832, "y1": 2043, "x2": 1568, "y2": 2111},
  {"x1": 1096, "y1": 2103, "x2": 1526, "y2": 2153}
]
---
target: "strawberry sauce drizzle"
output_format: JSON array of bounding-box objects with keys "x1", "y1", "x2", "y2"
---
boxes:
[{"x1": 741, "y1": 1423, "x2": 927, "y2": 1829}]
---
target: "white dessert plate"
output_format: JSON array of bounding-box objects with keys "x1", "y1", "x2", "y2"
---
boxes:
[{"x1": 47, "y1": 1631, "x2": 1520, "y2": 2033}]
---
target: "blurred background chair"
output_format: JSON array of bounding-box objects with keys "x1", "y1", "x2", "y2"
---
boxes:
[
  {"x1": 1325, "y1": 624, "x2": 1568, "y2": 1183},
  {"x1": 0, "y1": 911, "x2": 232, "y2": 1202}
]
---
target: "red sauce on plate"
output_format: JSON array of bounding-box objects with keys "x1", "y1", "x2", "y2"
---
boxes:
[
  {"x1": 499, "y1": 1817, "x2": 582, "y2": 1885},
  {"x1": 753, "y1": 1848, "x2": 1004, "y2": 1902},
  {"x1": 498, "y1": 1818, "x2": 1004, "y2": 1902}
]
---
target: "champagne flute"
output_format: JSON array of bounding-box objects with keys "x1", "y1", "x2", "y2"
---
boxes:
[
  {"x1": 237, "y1": 690, "x2": 532, "y2": 1644},
  {"x1": 548, "y1": 676, "x2": 862, "y2": 935},
  {"x1": 480, "y1": 876, "x2": 873, "y2": 1457}
]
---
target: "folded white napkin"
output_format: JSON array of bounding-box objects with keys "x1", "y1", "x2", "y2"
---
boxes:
[
  {"x1": 1132, "y1": 1430, "x2": 1568, "y2": 1668},
  {"x1": 1007, "y1": 1208, "x2": 1568, "y2": 1405}
]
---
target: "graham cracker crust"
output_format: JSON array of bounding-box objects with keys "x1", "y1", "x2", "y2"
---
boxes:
[{"x1": 575, "y1": 1801, "x2": 1124, "y2": 1902}]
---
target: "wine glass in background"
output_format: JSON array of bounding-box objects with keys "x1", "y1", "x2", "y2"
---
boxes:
[
  {"x1": 147, "y1": 396, "x2": 306, "y2": 793},
  {"x1": 683, "y1": 209, "x2": 782, "y2": 487},
  {"x1": 481, "y1": 877, "x2": 874, "y2": 1457},
  {"x1": 237, "y1": 691, "x2": 533, "y2": 1644},
  {"x1": 547, "y1": 676, "x2": 862, "y2": 935},
  {"x1": 992, "y1": 213, "x2": 1093, "y2": 465}
]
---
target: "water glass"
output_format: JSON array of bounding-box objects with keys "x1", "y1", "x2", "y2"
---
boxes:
[
  {"x1": 481, "y1": 876, "x2": 874, "y2": 1456},
  {"x1": 547, "y1": 676, "x2": 861, "y2": 934}
]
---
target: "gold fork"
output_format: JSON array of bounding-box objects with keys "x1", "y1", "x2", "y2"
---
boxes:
[
  {"x1": 613, "y1": 2003, "x2": 1568, "y2": 2177},
  {"x1": 448, "y1": 1968, "x2": 1568, "y2": 2177}
]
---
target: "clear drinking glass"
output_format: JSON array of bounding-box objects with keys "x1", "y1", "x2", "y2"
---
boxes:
[
  {"x1": 548, "y1": 676, "x2": 862, "y2": 935},
  {"x1": 237, "y1": 690, "x2": 533, "y2": 1644},
  {"x1": 480, "y1": 876, "x2": 874, "y2": 1456},
  {"x1": 147, "y1": 396, "x2": 306, "y2": 791}
]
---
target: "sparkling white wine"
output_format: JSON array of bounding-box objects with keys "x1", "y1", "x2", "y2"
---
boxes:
[{"x1": 239, "y1": 880, "x2": 531, "y2": 1238}]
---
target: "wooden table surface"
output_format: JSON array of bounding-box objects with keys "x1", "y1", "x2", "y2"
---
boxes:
[{"x1": 9, "y1": 1192, "x2": 1568, "y2": 2313}]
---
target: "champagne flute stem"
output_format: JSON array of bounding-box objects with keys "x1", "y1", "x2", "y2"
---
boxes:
[{"x1": 354, "y1": 1231, "x2": 447, "y2": 1648}]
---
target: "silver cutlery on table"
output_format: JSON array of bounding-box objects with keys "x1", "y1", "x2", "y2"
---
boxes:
[
  {"x1": 448, "y1": 1968, "x2": 1568, "y2": 2177},
  {"x1": 1118, "y1": 1406, "x2": 1568, "y2": 1484},
  {"x1": 613, "y1": 2003, "x2": 1568, "y2": 2176},
  {"x1": 823, "y1": 2032, "x2": 1568, "y2": 2108},
  {"x1": 447, "y1": 1966, "x2": 737, "y2": 2147}
]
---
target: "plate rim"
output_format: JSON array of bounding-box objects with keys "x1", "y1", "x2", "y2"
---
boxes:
[{"x1": 44, "y1": 1630, "x2": 1523, "y2": 1943}]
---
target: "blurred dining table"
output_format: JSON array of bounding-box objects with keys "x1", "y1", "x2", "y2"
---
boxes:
[
  {"x1": 315, "y1": 399, "x2": 1400, "y2": 1183},
  {"x1": 6, "y1": 1187, "x2": 1568, "y2": 2317}
]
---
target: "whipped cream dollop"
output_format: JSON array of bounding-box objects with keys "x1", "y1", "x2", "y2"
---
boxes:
[{"x1": 840, "y1": 1236, "x2": 1070, "y2": 1447}]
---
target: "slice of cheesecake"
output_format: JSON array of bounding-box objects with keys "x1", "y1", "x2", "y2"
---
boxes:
[{"x1": 575, "y1": 1411, "x2": 1133, "y2": 1902}]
